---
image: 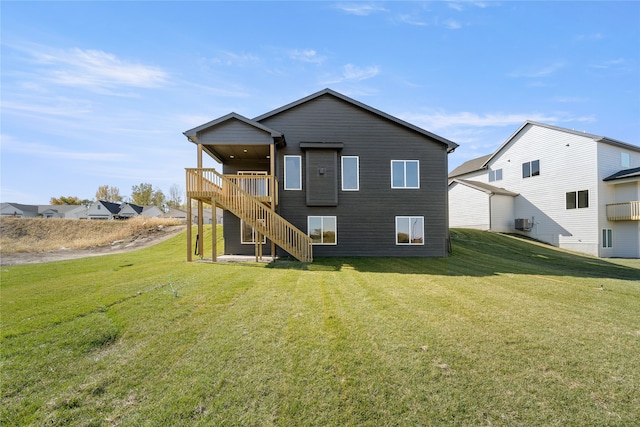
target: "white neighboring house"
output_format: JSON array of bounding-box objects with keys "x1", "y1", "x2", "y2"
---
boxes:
[
  {"x1": 449, "y1": 121, "x2": 640, "y2": 258},
  {"x1": 38, "y1": 205, "x2": 88, "y2": 219},
  {"x1": 86, "y1": 201, "x2": 122, "y2": 220}
]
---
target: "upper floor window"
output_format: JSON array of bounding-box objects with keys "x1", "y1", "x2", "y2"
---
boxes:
[
  {"x1": 522, "y1": 160, "x2": 540, "y2": 178},
  {"x1": 621, "y1": 152, "x2": 630, "y2": 168},
  {"x1": 341, "y1": 156, "x2": 359, "y2": 191},
  {"x1": 489, "y1": 168, "x2": 503, "y2": 182},
  {"x1": 391, "y1": 160, "x2": 420, "y2": 189},
  {"x1": 566, "y1": 190, "x2": 589, "y2": 209},
  {"x1": 284, "y1": 155, "x2": 302, "y2": 190},
  {"x1": 396, "y1": 216, "x2": 424, "y2": 245}
]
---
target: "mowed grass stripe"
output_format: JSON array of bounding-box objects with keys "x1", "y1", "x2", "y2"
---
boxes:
[{"x1": 1, "y1": 227, "x2": 639, "y2": 426}]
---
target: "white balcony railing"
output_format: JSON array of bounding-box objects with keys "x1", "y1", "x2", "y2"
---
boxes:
[{"x1": 606, "y1": 201, "x2": 640, "y2": 221}]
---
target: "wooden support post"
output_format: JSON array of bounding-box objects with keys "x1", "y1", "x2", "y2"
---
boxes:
[
  {"x1": 197, "y1": 200, "x2": 204, "y2": 258},
  {"x1": 211, "y1": 197, "x2": 217, "y2": 262},
  {"x1": 270, "y1": 143, "x2": 276, "y2": 260},
  {"x1": 186, "y1": 196, "x2": 192, "y2": 262}
]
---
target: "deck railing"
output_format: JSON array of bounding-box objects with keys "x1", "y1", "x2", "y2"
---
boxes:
[
  {"x1": 186, "y1": 168, "x2": 312, "y2": 262},
  {"x1": 606, "y1": 201, "x2": 640, "y2": 221}
]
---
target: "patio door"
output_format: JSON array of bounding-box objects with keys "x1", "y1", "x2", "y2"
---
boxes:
[{"x1": 238, "y1": 171, "x2": 267, "y2": 197}]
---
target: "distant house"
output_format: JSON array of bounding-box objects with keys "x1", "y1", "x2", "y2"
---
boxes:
[
  {"x1": 38, "y1": 205, "x2": 88, "y2": 219},
  {"x1": 141, "y1": 205, "x2": 164, "y2": 218},
  {"x1": 183, "y1": 88, "x2": 458, "y2": 262},
  {"x1": 1, "y1": 203, "x2": 39, "y2": 217},
  {"x1": 117, "y1": 202, "x2": 144, "y2": 219},
  {"x1": 449, "y1": 121, "x2": 640, "y2": 258},
  {"x1": 86, "y1": 200, "x2": 122, "y2": 220}
]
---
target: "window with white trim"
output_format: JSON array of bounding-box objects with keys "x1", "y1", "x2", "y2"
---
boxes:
[
  {"x1": 284, "y1": 155, "x2": 302, "y2": 190},
  {"x1": 396, "y1": 216, "x2": 424, "y2": 245},
  {"x1": 341, "y1": 156, "x2": 359, "y2": 191},
  {"x1": 522, "y1": 160, "x2": 540, "y2": 178},
  {"x1": 602, "y1": 229, "x2": 613, "y2": 248},
  {"x1": 489, "y1": 168, "x2": 503, "y2": 182},
  {"x1": 566, "y1": 190, "x2": 589, "y2": 209},
  {"x1": 621, "y1": 152, "x2": 630, "y2": 168},
  {"x1": 308, "y1": 216, "x2": 337, "y2": 245},
  {"x1": 391, "y1": 160, "x2": 420, "y2": 189},
  {"x1": 241, "y1": 220, "x2": 266, "y2": 244}
]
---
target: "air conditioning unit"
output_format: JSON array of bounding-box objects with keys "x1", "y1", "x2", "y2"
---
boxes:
[{"x1": 515, "y1": 218, "x2": 532, "y2": 231}]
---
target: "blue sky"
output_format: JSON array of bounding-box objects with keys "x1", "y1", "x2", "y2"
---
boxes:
[{"x1": 2, "y1": 1, "x2": 639, "y2": 204}]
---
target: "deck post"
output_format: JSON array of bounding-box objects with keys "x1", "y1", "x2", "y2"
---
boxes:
[
  {"x1": 270, "y1": 143, "x2": 276, "y2": 260},
  {"x1": 211, "y1": 197, "x2": 217, "y2": 262},
  {"x1": 186, "y1": 196, "x2": 192, "y2": 262}
]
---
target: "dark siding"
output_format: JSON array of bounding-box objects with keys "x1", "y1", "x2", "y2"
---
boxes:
[
  {"x1": 198, "y1": 120, "x2": 272, "y2": 145},
  {"x1": 223, "y1": 212, "x2": 273, "y2": 256},
  {"x1": 261, "y1": 94, "x2": 450, "y2": 257},
  {"x1": 306, "y1": 149, "x2": 338, "y2": 206}
]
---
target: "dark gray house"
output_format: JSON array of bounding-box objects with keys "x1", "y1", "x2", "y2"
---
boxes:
[{"x1": 183, "y1": 89, "x2": 458, "y2": 262}]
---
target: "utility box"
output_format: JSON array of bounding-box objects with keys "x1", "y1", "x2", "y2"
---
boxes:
[{"x1": 515, "y1": 218, "x2": 532, "y2": 231}]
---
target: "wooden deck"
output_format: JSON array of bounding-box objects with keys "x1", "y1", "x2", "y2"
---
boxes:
[{"x1": 186, "y1": 168, "x2": 312, "y2": 263}]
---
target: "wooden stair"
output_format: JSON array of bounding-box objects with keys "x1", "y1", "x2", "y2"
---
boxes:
[{"x1": 186, "y1": 169, "x2": 313, "y2": 263}]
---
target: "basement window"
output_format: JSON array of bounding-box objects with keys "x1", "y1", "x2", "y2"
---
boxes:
[
  {"x1": 308, "y1": 216, "x2": 337, "y2": 245},
  {"x1": 396, "y1": 216, "x2": 424, "y2": 245}
]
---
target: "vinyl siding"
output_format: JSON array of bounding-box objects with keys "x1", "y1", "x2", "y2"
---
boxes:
[
  {"x1": 260, "y1": 94, "x2": 450, "y2": 257},
  {"x1": 197, "y1": 119, "x2": 273, "y2": 145},
  {"x1": 449, "y1": 182, "x2": 490, "y2": 229},
  {"x1": 490, "y1": 195, "x2": 515, "y2": 232}
]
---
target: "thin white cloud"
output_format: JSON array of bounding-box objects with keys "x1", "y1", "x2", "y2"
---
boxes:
[
  {"x1": 1, "y1": 134, "x2": 129, "y2": 162},
  {"x1": 589, "y1": 58, "x2": 626, "y2": 69},
  {"x1": 343, "y1": 64, "x2": 380, "y2": 81},
  {"x1": 209, "y1": 51, "x2": 261, "y2": 67},
  {"x1": 444, "y1": 19, "x2": 463, "y2": 29},
  {"x1": 31, "y1": 47, "x2": 168, "y2": 89},
  {"x1": 508, "y1": 61, "x2": 566, "y2": 78},
  {"x1": 333, "y1": 3, "x2": 387, "y2": 16},
  {"x1": 574, "y1": 33, "x2": 603, "y2": 42},
  {"x1": 397, "y1": 13, "x2": 428, "y2": 26},
  {"x1": 401, "y1": 111, "x2": 595, "y2": 132},
  {"x1": 289, "y1": 49, "x2": 326, "y2": 64}
]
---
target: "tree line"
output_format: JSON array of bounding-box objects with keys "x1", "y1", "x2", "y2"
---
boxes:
[{"x1": 50, "y1": 183, "x2": 184, "y2": 211}]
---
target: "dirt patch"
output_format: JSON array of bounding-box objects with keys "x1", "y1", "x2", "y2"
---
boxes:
[{"x1": 1, "y1": 218, "x2": 186, "y2": 266}]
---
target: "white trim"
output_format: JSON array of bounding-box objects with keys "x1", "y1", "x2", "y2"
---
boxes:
[
  {"x1": 395, "y1": 216, "x2": 425, "y2": 245},
  {"x1": 391, "y1": 160, "x2": 420, "y2": 189},
  {"x1": 308, "y1": 216, "x2": 337, "y2": 245},
  {"x1": 341, "y1": 156, "x2": 360, "y2": 191},
  {"x1": 284, "y1": 155, "x2": 302, "y2": 190}
]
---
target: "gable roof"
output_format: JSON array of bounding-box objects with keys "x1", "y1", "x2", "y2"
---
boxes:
[
  {"x1": 603, "y1": 166, "x2": 640, "y2": 182},
  {"x1": 0, "y1": 203, "x2": 39, "y2": 214},
  {"x1": 450, "y1": 179, "x2": 518, "y2": 196},
  {"x1": 98, "y1": 200, "x2": 122, "y2": 214},
  {"x1": 253, "y1": 88, "x2": 459, "y2": 153},
  {"x1": 448, "y1": 154, "x2": 492, "y2": 178},
  {"x1": 183, "y1": 112, "x2": 283, "y2": 144},
  {"x1": 485, "y1": 121, "x2": 640, "y2": 166},
  {"x1": 449, "y1": 120, "x2": 640, "y2": 178}
]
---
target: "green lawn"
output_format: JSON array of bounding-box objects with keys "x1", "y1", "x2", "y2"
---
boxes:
[{"x1": 2, "y1": 227, "x2": 639, "y2": 426}]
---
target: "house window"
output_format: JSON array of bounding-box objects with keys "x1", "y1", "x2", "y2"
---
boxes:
[
  {"x1": 391, "y1": 160, "x2": 420, "y2": 189},
  {"x1": 341, "y1": 156, "x2": 359, "y2": 191},
  {"x1": 602, "y1": 229, "x2": 613, "y2": 248},
  {"x1": 566, "y1": 190, "x2": 589, "y2": 209},
  {"x1": 489, "y1": 168, "x2": 503, "y2": 182},
  {"x1": 284, "y1": 155, "x2": 302, "y2": 190},
  {"x1": 621, "y1": 152, "x2": 630, "y2": 168},
  {"x1": 241, "y1": 220, "x2": 266, "y2": 244},
  {"x1": 522, "y1": 160, "x2": 540, "y2": 178},
  {"x1": 396, "y1": 216, "x2": 424, "y2": 245},
  {"x1": 308, "y1": 216, "x2": 337, "y2": 245}
]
